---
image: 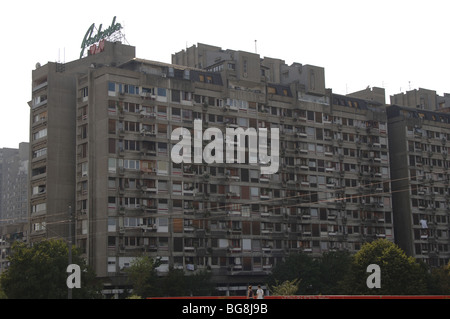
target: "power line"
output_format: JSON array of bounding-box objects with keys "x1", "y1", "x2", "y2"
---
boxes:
[{"x1": 14, "y1": 173, "x2": 449, "y2": 245}]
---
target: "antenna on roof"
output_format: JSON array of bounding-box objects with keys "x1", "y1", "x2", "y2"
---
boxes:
[{"x1": 255, "y1": 40, "x2": 257, "y2": 54}]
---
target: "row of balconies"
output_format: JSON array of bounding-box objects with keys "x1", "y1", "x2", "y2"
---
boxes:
[
  {"x1": 108, "y1": 234, "x2": 390, "y2": 262},
  {"x1": 414, "y1": 189, "x2": 450, "y2": 199},
  {"x1": 412, "y1": 131, "x2": 449, "y2": 144},
  {"x1": 108, "y1": 204, "x2": 392, "y2": 223},
  {"x1": 104, "y1": 94, "x2": 386, "y2": 129},
  {"x1": 110, "y1": 216, "x2": 391, "y2": 234},
  {"x1": 409, "y1": 147, "x2": 448, "y2": 158},
  {"x1": 102, "y1": 170, "x2": 388, "y2": 190}
]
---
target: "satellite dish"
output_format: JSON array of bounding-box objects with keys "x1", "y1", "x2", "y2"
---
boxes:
[{"x1": 35, "y1": 62, "x2": 41, "y2": 69}]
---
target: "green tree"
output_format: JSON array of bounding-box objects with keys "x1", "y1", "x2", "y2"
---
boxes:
[
  {"x1": 343, "y1": 239, "x2": 428, "y2": 295},
  {"x1": 185, "y1": 269, "x2": 214, "y2": 296},
  {"x1": 125, "y1": 255, "x2": 161, "y2": 298},
  {"x1": 0, "y1": 239, "x2": 101, "y2": 299},
  {"x1": 160, "y1": 268, "x2": 188, "y2": 296},
  {"x1": 0, "y1": 282, "x2": 7, "y2": 299},
  {"x1": 428, "y1": 262, "x2": 450, "y2": 294},
  {"x1": 270, "y1": 278, "x2": 301, "y2": 296},
  {"x1": 159, "y1": 268, "x2": 214, "y2": 297},
  {"x1": 267, "y1": 252, "x2": 321, "y2": 294},
  {"x1": 318, "y1": 250, "x2": 352, "y2": 294}
]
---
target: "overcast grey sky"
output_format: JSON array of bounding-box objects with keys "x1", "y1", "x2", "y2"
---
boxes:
[{"x1": 1, "y1": 0, "x2": 449, "y2": 148}]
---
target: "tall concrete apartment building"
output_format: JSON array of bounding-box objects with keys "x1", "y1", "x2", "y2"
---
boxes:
[
  {"x1": 29, "y1": 42, "x2": 135, "y2": 244},
  {"x1": 387, "y1": 105, "x2": 450, "y2": 267},
  {"x1": 0, "y1": 143, "x2": 29, "y2": 224},
  {"x1": 30, "y1": 41, "x2": 396, "y2": 295},
  {"x1": 0, "y1": 143, "x2": 29, "y2": 274}
]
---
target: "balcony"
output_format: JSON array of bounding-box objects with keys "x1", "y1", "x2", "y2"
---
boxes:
[
  {"x1": 32, "y1": 81, "x2": 48, "y2": 93},
  {"x1": 32, "y1": 99, "x2": 48, "y2": 109}
]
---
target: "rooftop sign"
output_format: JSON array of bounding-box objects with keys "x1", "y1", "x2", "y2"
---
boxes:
[{"x1": 80, "y1": 16, "x2": 122, "y2": 59}]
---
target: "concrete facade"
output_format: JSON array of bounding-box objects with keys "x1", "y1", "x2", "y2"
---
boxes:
[
  {"x1": 33, "y1": 40, "x2": 450, "y2": 296},
  {"x1": 0, "y1": 143, "x2": 29, "y2": 224},
  {"x1": 387, "y1": 105, "x2": 450, "y2": 266},
  {"x1": 28, "y1": 42, "x2": 135, "y2": 245},
  {"x1": 72, "y1": 42, "x2": 394, "y2": 295}
]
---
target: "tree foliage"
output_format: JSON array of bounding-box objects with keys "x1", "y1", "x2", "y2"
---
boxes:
[
  {"x1": 267, "y1": 252, "x2": 321, "y2": 294},
  {"x1": 268, "y1": 239, "x2": 448, "y2": 295},
  {"x1": 125, "y1": 255, "x2": 161, "y2": 297},
  {"x1": 429, "y1": 262, "x2": 450, "y2": 294},
  {"x1": 0, "y1": 239, "x2": 101, "y2": 299},
  {"x1": 158, "y1": 268, "x2": 213, "y2": 297},
  {"x1": 317, "y1": 250, "x2": 352, "y2": 294},
  {"x1": 125, "y1": 256, "x2": 214, "y2": 298},
  {"x1": 270, "y1": 279, "x2": 301, "y2": 296},
  {"x1": 267, "y1": 250, "x2": 352, "y2": 294},
  {"x1": 344, "y1": 239, "x2": 428, "y2": 295}
]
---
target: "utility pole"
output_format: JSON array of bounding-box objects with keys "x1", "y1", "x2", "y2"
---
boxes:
[{"x1": 68, "y1": 205, "x2": 72, "y2": 299}]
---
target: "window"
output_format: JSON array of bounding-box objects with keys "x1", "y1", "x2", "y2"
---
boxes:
[
  {"x1": 108, "y1": 158, "x2": 117, "y2": 173},
  {"x1": 32, "y1": 184, "x2": 46, "y2": 195},
  {"x1": 124, "y1": 159, "x2": 140, "y2": 170},
  {"x1": 124, "y1": 197, "x2": 140, "y2": 208},
  {"x1": 33, "y1": 147, "x2": 47, "y2": 158},
  {"x1": 157, "y1": 106, "x2": 167, "y2": 119},
  {"x1": 316, "y1": 128, "x2": 323, "y2": 140},
  {"x1": 33, "y1": 222, "x2": 46, "y2": 231},
  {"x1": 109, "y1": 138, "x2": 116, "y2": 154},
  {"x1": 172, "y1": 182, "x2": 182, "y2": 194},
  {"x1": 142, "y1": 87, "x2": 154, "y2": 95},
  {"x1": 124, "y1": 121, "x2": 139, "y2": 132},
  {"x1": 33, "y1": 94, "x2": 47, "y2": 106},
  {"x1": 108, "y1": 196, "x2": 116, "y2": 209},
  {"x1": 157, "y1": 88, "x2": 166, "y2": 97},
  {"x1": 158, "y1": 143, "x2": 168, "y2": 156},
  {"x1": 172, "y1": 89, "x2": 180, "y2": 102},
  {"x1": 124, "y1": 84, "x2": 139, "y2": 95},
  {"x1": 32, "y1": 203, "x2": 46, "y2": 213},
  {"x1": 309, "y1": 159, "x2": 316, "y2": 171},
  {"x1": 306, "y1": 127, "x2": 315, "y2": 138},
  {"x1": 124, "y1": 102, "x2": 140, "y2": 113},
  {"x1": 33, "y1": 111, "x2": 47, "y2": 123},
  {"x1": 108, "y1": 178, "x2": 116, "y2": 189},
  {"x1": 79, "y1": 143, "x2": 87, "y2": 158},
  {"x1": 81, "y1": 87, "x2": 88, "y2": 98},
  {"x1": 182, "y1": 109, "x2": 192, "y2": 121},
  {"x1": 108, "y1": 119, "x2": 116, "y2": 134},
  {"x1": 157, "y1": 161, "x2": 169, "y2": 175},
  {"x1": 108, "y1": 100, "x2": 117, "y2": 115},
  {"x1": 33, "y1": 128, "x2": 47, "y2": 140},
  {"x1": 108, "y1": 218, "x2": 116, "y2": 232},
  {"x1": 124, "y1": 217, "x2": 139, "y2": 228},
  {"x1": 125, "y1": 140, "x2": 140, "y2": 151},
  {"x1": 81, "y1": 162, "x2": 88, "y2": 177},
  {"x1": 172, "y1": 107, "x2": 181, "y2": 121}
]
